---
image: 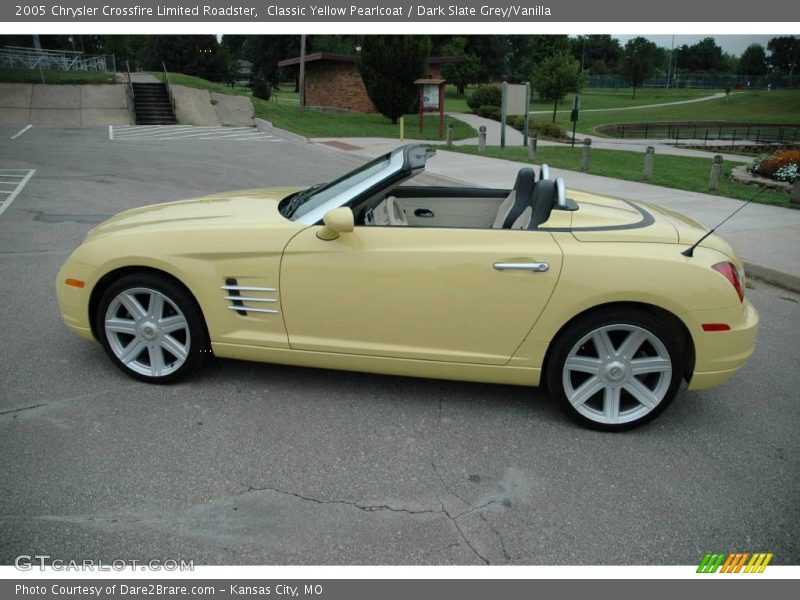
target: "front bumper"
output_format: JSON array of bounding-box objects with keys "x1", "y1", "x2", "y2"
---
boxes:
[
  {"x1": 56, "y1": 259, "x2": 95, "y2": 341},
  {"x1": 684, "y1": 299, "x2": 759, "y2": 390}
]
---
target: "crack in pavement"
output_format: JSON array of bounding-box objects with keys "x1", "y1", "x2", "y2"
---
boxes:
[
  {"x1": 234, "y1": 484, "x2": 443, "y2": 516},
  {"x1": 0, "y1": 386, "x2": 139, "y2": 422},
  {"x1": 480, "y1": 513, "x2": 511, "y2": 561},
  {"x1": 234, "y1": 483, "x2": 501, "y2": 565},
  {"x1": 431, "y1": 461, "x2": 469, "y2": 505},
  {"x1": 0, "y1": 404, "x2": 44, "y2": 416}
]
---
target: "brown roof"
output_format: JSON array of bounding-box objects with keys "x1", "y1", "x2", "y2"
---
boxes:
[{"x1": 278, "y1": 53, "x2": 464, "y2": 68}]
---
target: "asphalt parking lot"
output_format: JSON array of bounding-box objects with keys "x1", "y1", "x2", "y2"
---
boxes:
[{"x1": 0, "y1": 125, "x2": 798, "y2": 565}]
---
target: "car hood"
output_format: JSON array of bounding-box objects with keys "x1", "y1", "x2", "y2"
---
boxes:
[
  {"x1": 568, "y1": 191, "x2": 739, "y2": 261},
  {"x1": 85, "y1": 187, "x2": 303, "y2": 240}
]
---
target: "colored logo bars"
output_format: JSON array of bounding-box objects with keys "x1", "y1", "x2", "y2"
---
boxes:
[{"x1": 697, "y1": 552, "x2": 773, "y2": 573}]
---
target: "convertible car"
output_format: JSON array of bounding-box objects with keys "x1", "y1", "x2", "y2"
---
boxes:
[{"x1": 57, "y1": 144, "x2": 758, "y2": 430}]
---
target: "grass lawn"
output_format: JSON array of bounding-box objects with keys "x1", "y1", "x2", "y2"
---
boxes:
[
  {"x1": 553, "y1": 91, "x2": 800, "y2": 135},
  {"x1": 152, "y1": 73, "x2": 475, "y2": 141},
  {"x1": 449, "y1": 144, "x2": 796, "y2": 209},
  {"x1": 0, "y1": 68, "x2": 115, "y2": 84},
  {"x1": 150, "y1": 71, "x2": 251, "y2": 95},
  {"x1": 252, "y1": 97, "x2": 475, "y2": 140}
]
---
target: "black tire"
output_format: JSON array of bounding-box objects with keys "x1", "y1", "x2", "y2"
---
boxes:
[
  {"x1": 95, "y1": 272, "x2": 210, "y2": 384},
  {"x1": 546, "y1": 308, "x2": 684, "y2": 431}
]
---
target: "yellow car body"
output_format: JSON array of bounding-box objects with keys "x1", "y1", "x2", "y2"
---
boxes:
[{"x1": 56, "y1": 145, "x2": 758, "y2": 429}]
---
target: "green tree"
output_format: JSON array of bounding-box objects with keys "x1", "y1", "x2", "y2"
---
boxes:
[
  {"x1": 440, "y1": 37, "x2": 481, "y2": 94},
  {"x1": 738, "y1": 44, "x2": 768, "y2": 78},
  {"x1": 242, "y1": 35, "x2": 297, "y2": 89},
  {"x1": 621, "y1": 37, "x2": 660, "y2": 98},
  {"x1": 512, "y1": 35, "x2": 571, "y2": 82},
  {"x1": 532, "y1": 51, "x2": 586, "y2": 123},
  {"x1": 356, "y1": 35, "x2": 431, "y2": 124},
  {"x1": 465, "y1": 36, "x2": 511, "y2": 82},
  {"x1": 767, "y1": 36, "x2": 800, "y2": 76},
  {"x1": 676, "y1": 37, "x2": 724, "y2": 73},
  {"x1": 571, "y1": 35, "x2": 623, "y2": 74},
  {"x1": 137, "y1": 35, "x2": 231, "y2": 82}
]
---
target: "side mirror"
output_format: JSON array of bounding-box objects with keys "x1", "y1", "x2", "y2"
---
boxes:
[{"x1": 317, "y1": 207, "x2": 354, "y2": 241}]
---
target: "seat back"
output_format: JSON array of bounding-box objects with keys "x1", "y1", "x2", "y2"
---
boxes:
[
  {"x1": 491, "y1": 168, "x2": 536, "y2": 229},
  {"x1": 529, "y1": 179, "x2": 557, "y2": 229}
]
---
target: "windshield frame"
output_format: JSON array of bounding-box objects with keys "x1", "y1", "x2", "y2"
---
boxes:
[{"x1": 289, "y1": 145, "x2": 431, "y2": 225}]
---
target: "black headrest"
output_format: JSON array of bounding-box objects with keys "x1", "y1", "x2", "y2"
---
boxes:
[
  {"x1": 529, "y1": 179, "x2": 557, "y2": 229},
  {"x1": 502, "y1": 168, "x2": 536, "y2": 228}
]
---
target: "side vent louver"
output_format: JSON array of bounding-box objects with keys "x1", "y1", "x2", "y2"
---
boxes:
[{"x1": 222, "y1": 278, "x2": 279, "y2": 316}]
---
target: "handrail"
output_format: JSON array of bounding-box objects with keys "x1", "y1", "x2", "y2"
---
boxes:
[
  {"x1": 162, "y1": 62, "x2": 175, "y2": 112},
  {"x1": 126, "y1": 60, "x2": 134, "y2": 99}
]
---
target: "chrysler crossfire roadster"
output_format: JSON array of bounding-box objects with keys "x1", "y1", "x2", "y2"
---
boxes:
[{"x1": 57, "y1": 144, "x2": 758, "y2": 430}]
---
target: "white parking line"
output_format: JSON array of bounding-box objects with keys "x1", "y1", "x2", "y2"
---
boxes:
[
  {"x1": 111, "y1": 125, "x2": 282, "y2": 142},
  {"x1": 10, "y1": 125, "x2": 32, "y2": 140},
  {"x1": 108, "y1": 125, "x2": 113, "y2": 140},
  {"x1": 0, "y1": 169, "x2": 35, "y2": 218}
]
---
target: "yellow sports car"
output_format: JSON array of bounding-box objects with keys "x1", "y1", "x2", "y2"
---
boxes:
[{"x1": 57, "y1": 144, "x2": 758, "y2": 430}]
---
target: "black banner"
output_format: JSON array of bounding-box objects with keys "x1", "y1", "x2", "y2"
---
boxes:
[{"x1": 2, "y1": 0, "x2": 799, "y2": 22}]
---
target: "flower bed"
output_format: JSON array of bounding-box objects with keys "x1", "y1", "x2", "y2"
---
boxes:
[{"x1": 747, "y1": 150, "x2": 800, "y2": 183}]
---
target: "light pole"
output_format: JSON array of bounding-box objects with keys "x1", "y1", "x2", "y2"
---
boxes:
[
  {"x1": 299, "y1": 35, "x2": 306, "y2": 116},
  {"x1": 666, "y1": 35, "x2": 675, "y2": 91}
]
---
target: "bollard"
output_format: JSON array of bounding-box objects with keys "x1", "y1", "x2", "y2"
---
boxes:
[
  {"x1": 791, "y1": 178, "x2": 800, "y2": 205},
  {"x1": 708, "y1": 155, "x2": 723, "y2": 191},
  {"x1": 580, "y1": 138, "x2": 591, "y2": 172},
  {"x1": 446, "y1": 123, "x2": 454, "y2": 147},
  {"x1": 399, "y1": 116, "x2": 404, "y2": 141},
  {"x1": 478, "y1": 126, "x2": 487, "y2": 155},
  {"x1": 528, "y1": 133, "x2": 538, "y2": 162},
  {"x1": 643, "y1": 146, "x2": 655, "y2": 181}
]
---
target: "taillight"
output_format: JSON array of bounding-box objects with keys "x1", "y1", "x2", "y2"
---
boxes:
[{"x1": 712, "y1": 262, "x2": 744, "y2": 303}]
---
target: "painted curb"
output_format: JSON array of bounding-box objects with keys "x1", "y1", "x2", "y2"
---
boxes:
[
  {"x1": 744, "y1": 261, "x2": 800, "y2": 294},
  {"x1": 255, "y1": 118, "x2": 309, "y2": 144}
]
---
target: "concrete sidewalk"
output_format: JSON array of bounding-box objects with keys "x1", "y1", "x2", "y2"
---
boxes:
[
  {"x1": 446, "y1": 112, "x2": 752, "y2": 163},
  {"x1": 311, "y1": 136, "x2": 800, "y2": 291}
]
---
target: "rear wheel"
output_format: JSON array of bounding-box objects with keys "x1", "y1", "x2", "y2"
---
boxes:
[
  {"x1": 96, "y1": 273, "x2": 209, "y2": 383},
  {"x1": 547, "y1": 309, "x2": 683, "y2": 431}
]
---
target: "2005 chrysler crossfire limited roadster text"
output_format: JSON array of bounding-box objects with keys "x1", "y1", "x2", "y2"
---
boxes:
[{"x1": 57, "y1": 145, "x2": 758, "y2": 430}]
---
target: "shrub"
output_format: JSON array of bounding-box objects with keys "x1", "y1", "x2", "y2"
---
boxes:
[
  {"x1": 532, "y1": 121, "x2": 567, "y2": 140},
  {"x1": 748, "y1": 150, "x2": 800, "y2": 182},
  {"x1": 476, "y1": 105, "x2": 501, "y2": 121},
  {"x1": 505, "y1": 115, "x2": 525, "y2": 130},
  {"x1": 251, "y1": 77, "x2": 271, "y2": 101},
  {"x1": 467, "y1": 84, "x2": 502, "y2": 112}
]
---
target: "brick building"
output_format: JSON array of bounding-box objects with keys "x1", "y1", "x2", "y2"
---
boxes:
[{"x1": 277, "y1": 52, "x2": 463, "y2": 113}]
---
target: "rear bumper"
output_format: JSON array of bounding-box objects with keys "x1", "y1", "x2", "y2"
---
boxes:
[{"x1": 684, "y1": 299, "x2": 759, "y2": 390}]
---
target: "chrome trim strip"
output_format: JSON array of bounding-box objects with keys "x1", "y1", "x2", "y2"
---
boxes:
[
  {"x1": 227, "y1": 306, "x2": 279, "y2": 314},
  {"x1": 224, "y1": 296, "x2": 277, "y2": 303},
  {"x1": 493, "y1": 262, "x2": 549, "y2": 273},
  {"x1": 221, "y1": 285, "x2": 277, "y2": 292}
]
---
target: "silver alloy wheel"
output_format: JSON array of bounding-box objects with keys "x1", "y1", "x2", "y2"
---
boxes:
[
  {"x1": 562, "y1": 324, "x2": 672, "y2": 425},
  {"x1": 104, "y1": 287, "x2": 191, "y2": 378}
]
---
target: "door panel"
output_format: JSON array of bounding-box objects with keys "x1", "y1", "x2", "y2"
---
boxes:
[
  {"x1": 280, "y1": 226, "x2": 562, "y2": 365},
  {"x1": 397, "y1": 196, "x2": 505, "y2": 228}
]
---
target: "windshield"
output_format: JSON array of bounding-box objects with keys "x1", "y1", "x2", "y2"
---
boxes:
[{"x1": 286, "y1": 153, "x2": 393, "y2": 220}]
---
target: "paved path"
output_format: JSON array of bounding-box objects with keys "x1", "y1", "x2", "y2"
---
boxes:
[
  {"x1": 446, "y1": 112, "x2": 752, "y2": 163},
  {"x1": 528, "y1": 92, "x2": 726, "y2": 116},
  {"x1": 310, "y1": 136, "x2": 800, "y2": 290}
]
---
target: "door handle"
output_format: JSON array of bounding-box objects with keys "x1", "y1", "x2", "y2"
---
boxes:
[
  {"x1": 493, "y1": 262, "x2": 549, "y2": 273},
  {"x1": 414, "y1": 208, "x2": 434, "y2": 218}
]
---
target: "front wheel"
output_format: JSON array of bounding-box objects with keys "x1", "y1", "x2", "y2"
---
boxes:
[
  {"x1": 96, "y1": 273, "x2": 209, "y2": 383},
  {"x1": 546, "y1": 309, "x2": 684, "y2": 431}
]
